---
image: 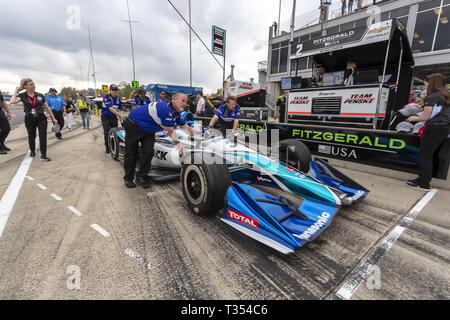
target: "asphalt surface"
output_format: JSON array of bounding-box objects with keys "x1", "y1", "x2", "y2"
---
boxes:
[{"x1": 0, "y1": 115, "x2": 448, "y2": 299}]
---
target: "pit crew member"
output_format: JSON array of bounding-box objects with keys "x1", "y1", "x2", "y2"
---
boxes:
[
  {"x1": 102, "y1": 84, "x2": 126, "y2": 153},
  {"x1": 131, "y1": 88, "x2": 151, "y2": 111},
  {"x1": 123, "y1": 93, "x2": 194, "y2": 189},
  {"x1": 208, "y1": 95, "x2": 240, "y2": 136}
]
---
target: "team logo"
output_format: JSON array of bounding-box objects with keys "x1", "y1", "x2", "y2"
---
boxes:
[
  {"x1": 227, "y1": 209, "x2": 259, "y2": 229},
  {"x1": 154, "y1": 150, "x2": 168, "y2": 160},
  {"x1": 256, "y1": 176, "x2": 272, "y2": 183},
  {"x1": 344, "y1": 94, "x2": 375, "y2": 104},
  {"x1": 294, "y1": 212, "x2": 331, "y2": 241}
]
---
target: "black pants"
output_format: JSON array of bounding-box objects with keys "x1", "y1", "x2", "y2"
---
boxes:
[
  {"x1": 102, "y1": 114, "x2": 118, "y2": 149},
  {"x1": 0, "y1": 110, "x2": 10, "y2": 148},
  {"x1": 25, "y1": 114, "x2": 48, "y2": 156},
  {"x1": 417, "y1": 125, "x2": 450, "y2": 187},
  {"x1": 53, "y1": 110, "x2": 64, "y2": 138},
  {"x1": 123, "y1": 119, "x2": 156, "y2": 182},
  {"x1": 219, "y1": 121, "x2": 234, "y2": 137}
]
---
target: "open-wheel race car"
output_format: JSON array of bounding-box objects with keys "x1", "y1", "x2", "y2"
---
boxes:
[{"x1": 108, "y1": 116, "x2": 368, "y2": 254}]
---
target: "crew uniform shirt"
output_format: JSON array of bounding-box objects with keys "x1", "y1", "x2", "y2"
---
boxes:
[
  {"x1": 102, "y1": 94, "x2": 122, "y2": 117},
  {"x1": 214, "y1": 103, "x2": 241, "y2": 123},
  {"x1": 424, "y1": 92, "x2": 450, "y2": 126},
  {"x1": 131, "y1": 96, "x2": 151, "y2": 108},
  {"x1": 196, "y1": 97, "x2": 205, "y2": 113},
  {"x1": 128, "y1": 101, "x2": 186, "y2": 134},
  {"x1": 18, "y1": 92, "x2": 46, "y2": 115},
  {"x1": 45, "y1": 95, "x2": 65, "y2": 111}
]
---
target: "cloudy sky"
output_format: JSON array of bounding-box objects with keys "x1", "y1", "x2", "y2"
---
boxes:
[{"x1": 0, "y1": 0, "x2": 319, "y2": 95}]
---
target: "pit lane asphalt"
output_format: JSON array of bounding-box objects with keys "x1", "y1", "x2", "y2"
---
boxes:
[{"x1": 0, "y1": 115, "x2": 448, "y2": 299}]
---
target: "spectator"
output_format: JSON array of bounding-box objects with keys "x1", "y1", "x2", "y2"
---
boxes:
[
  {"x1": 341, "y1": 0, "x2": 347, "y2": 15},
  {"x1": 131, "y1": 88, "x2": 150, "y2": 111},
  {"x1": 196, "y1": 92, "x2": 205, "y2": 117},
  {"x1": 46, "y1": 88, "x2": 66, "y2": 140},
  {"x1": 348, "y1": 0, "x2": 354, "y2": 13},
  {"x1": 344, "y1": 60, "x2": 357, "y2": 86},
  {"x1": 158, "y1": 91, "x2": 169, "y2": 103},
  {"x1": 77, "y1": 94, "x2": 90, "y2": 129},
  {"x1": 406, "y1": 73, "x2": 450, "y2": 190},
  {"x1": 63, "y1": 96, "x2": 76, "y2": 131},
  {"x1": 0, "y1": 89, "x2": 12, "y2": 154},
  {"x1": 9, "y1": 78, "x2": 57, "y2": 161}
]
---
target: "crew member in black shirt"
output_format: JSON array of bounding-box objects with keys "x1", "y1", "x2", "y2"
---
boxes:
[
  {"x1": 10, "y1": 78, "x2": 57, "y2": 161},
  {"x1": 275, "y1": 90, "x2": 288, "y2": 123},
  {"x1": 0, "y1": 90, "x2": 12, "y2": 154},
  {"x1": 406, "y1": 73, "x2": 450, "y2": 190}
]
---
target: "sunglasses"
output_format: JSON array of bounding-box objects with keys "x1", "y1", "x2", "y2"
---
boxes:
[{"x1": 111, "y1": 88, "x2": 118, "y2": 91}]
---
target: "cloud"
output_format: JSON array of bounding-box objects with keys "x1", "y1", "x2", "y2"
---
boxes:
[{"x1": 0, "y1": 0, "x2": 315, "y2": 94}]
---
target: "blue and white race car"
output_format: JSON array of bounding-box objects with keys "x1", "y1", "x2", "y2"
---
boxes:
[{"x1": 108, "y1": 119, "x2": 368, "y2": 254}]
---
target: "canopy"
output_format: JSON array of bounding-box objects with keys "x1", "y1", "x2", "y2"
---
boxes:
[
  {"x1": 290, "y1": 19, "x2": 414, "y2": 71},
  {"x1": 144, "y1": 83, "x2": 203, "y2": 100}
]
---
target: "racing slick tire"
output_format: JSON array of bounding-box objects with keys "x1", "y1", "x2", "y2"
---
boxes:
[
  {"x1": 277, "y1": 139, "x2": 312, "y2": 173},
  {"x1": 108, "y1": 127, "x2": 120, "y2": 160},
  {"x1": 181, "y1": 162, "x2": 232, "y2": 215}
]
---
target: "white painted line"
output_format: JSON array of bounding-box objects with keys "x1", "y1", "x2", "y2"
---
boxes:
[
  {"x1": 51, "y1": 193, "x2": 62, "y2": 201},
  {"x1": 0, "y1": 150, "x2": 34, "y2": 238},
  {"x1": 25, "y1": 176, "x2": 34, "y2": 181},
  {"x1": 334, "y1": 189, "x2": 438, "y2": 300},
  {"x1": 124, "y1": 248, "x2": 155, "y2": 270},
  {"x1": 36, "y1": 184, "x2": 47, "y2": 190},
  {"x1": 67, "y1": 206, "x2": 82, "y2": 217},
  {"x1": 90, "y1": 224, "x2": 111, "y2": 238}
]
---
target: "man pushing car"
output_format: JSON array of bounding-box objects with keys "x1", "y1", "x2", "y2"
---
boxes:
[{"x1": 123, "y1": 93, "x2": 194, "y2": 189}]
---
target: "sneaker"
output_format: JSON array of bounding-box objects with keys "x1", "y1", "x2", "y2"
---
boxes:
[
  {"x1": 406, "y1": 180, "x2": 430, "y2": 191},
  {"x1": 57, "y1": 136, "x2": 63, "y2": 140},
  {"x1": 30, "y1": 151, "x2": 36, "y2": 157},
  {"x1": 40, "y1": 156, "x2": 52, "y2": 162},
  {"x1": 135, "y1": 176, "x2": 152, "y2": 189},
  {"x1": 105, "y1": 147, "x2": 110, "y2": 153},
  {"x1": 0, "y1": 149, "x2": 6, "y2": 155},
  {"x1": 1, "y1": 145, "x2": 11, "y2": 151},
  {"x1": 124, "y1": 179, "x2": 137, "y2": 188}
]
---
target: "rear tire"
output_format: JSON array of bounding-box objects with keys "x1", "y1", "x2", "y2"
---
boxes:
[
  {"x1": 108, "y1": 128, "x2": 120, "y2": 160},
  {"x1": 276, "y1": 139, "x2": 312, "y2": 173},
  {"x1": 181, "y1": 163, "x2": 232, "y2": 215}
]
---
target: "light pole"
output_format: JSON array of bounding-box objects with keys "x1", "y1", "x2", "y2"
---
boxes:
[
  {"x1": 189, "y1": 0, "x2": 192, "y2": 87},
  {"x1": 123, "y1": 0, "x2": 138, "y2": 82},
  {"x1": 88, "y1": 25, "x2": 98, "y2": 98}
]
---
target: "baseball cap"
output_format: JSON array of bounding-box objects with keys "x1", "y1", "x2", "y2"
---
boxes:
[
  {"x1": 412, "y1": 121, "x2": 425, "y2": 134},
  {"x1": 110, "y1": 84, "x2": 118, "y2": 91},
  {"x1": 398, "y1": 103, "x2": 421, "y2": 117},
  {"x1": 49, "y1": 88, "x2": 57, "y2": 93},
  {"x1": 396, "y1": 121, "x2": 413, "y2": 133}
]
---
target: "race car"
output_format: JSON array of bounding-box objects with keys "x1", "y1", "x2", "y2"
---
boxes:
[{"x1": 108, "y1": 116, "x2": 368, "y2": 254}]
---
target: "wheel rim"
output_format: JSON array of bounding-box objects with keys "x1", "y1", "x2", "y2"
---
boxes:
[{"x1": 183, "y1": 165, "x2": 205, "y2": 205}]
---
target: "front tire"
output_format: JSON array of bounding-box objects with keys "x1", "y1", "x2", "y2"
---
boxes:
[
  {"x1": 276, "y1": 139, "x2": 312, "y2": 173},
  {"x1": 108, "y1": 128, "x2": 120, "y2": 160},
  {"x1": 181, "y1": 163, "x2": 232, "y2": 215}
]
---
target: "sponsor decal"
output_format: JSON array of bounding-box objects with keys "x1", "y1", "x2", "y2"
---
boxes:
[
  {"x1": 227, "y1": 209, "x2": 259, "y2": 229},
  {"x1": 290, "y1": 97, "x2": 310, "y2": 104},
  {"x1": 349, "y1": 190, "x2": 365, "y2": 201},
  {"x1": 344, "y1": 94, "x2": 376, "y2": 104},
  {"x1": 256, "y1": 176, "x2": 272, "y2": 183},
  {"x1": 291, "y1": 129, "x2": 406, "y2": 150},
  {"x1": 313, "y1": 31, "x2": 355, "y2": 45},
  {"x1": 284, "y1": 166, "x2": 306, "y2": 178},
  {"x1": 294, "y1": 211, "x2": 330, "y2": 240},
  {"x1": 318, "y1": 145, "x2": 358, "y2": 159},
  {"x1": 368, "y1": 26, "x2": 389, "y2": 34},
  {"x1": 237, "y1": 124, "x2": 263, "y2": 133},
  {"x1": 238, "y1": 82, "x2": 254, "y2": 90},
  {"x1": 154, "y1": 150, "x2": 168, "y2": 160}
]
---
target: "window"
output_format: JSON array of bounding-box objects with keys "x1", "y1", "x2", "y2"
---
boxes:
[
  {"x1": 355, "y1": 18, "x2": 368, "y2": 28},
  {"x1": 340, "y1": 22, "x2": 354, "y2": 31},
  {"x1": 434, "y1": 4, "x2": 450, "y2": 51},
  {"x1": 307, "y1": 57, "x2": 313, "y2": 69},
  {"x1": 270, "y1": 49, "x2": 279, "y2": 74},
  {"x1": 297, "y1": 57, "x2": 308, "y2": 70},
  {"x1": 396, "y1": 16, "x2": 408, "y2": 29},
  {"x1": 419, "y1": 0, "x2": 441, "y2": 12},
  {"x1": 300, "y1": 35, "x2": 310, "y2": 42},
  {"x1": 412, "y1": 10, "x2": 439, "y2": 53},
  {"x1": 310, "y1": 31, "x2": 322, "y2": 40},
  {"x1": 279, "y1": 47, "x2": 288, "y2": 73},
  {"x1": 444, "y1": 0, "x2": 450, "y2": 5},
  {"x1": 391, "y1": 7, "x2": 410, "y2": 18},
  {"x1": 327, "y1": 26, "x2": 340, "y2": 35},
  {"x1": 272, "y1": 43, "x2": 280, "y2": 49},
  {"x1": 381, "y1": 11, "x2": 390, "y2": 21}
]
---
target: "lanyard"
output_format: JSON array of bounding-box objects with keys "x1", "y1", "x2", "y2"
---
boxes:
[{"x1": 27, "y1": 95, "x2": 36, "y2": 108}]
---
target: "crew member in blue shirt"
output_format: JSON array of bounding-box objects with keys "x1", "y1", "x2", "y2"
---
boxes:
[
  {"x1": 123, "y1": 93, "x2": 194, "y2": 189},
  {"x1": 45, "y1": 88, "x2": 66, "y2": 139},
  {"x1": 102, "y1": 84, "x2": 126, "y2": 153},
  {"x1": 130, "y1": 88, "x2": 150, "y2": 111},
  {"x1": 158, "y1": 91, "x2": 169, "y2": 103},
  {"x1": 208, "y1": 95, "x2": 241, "y2": 137}
]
